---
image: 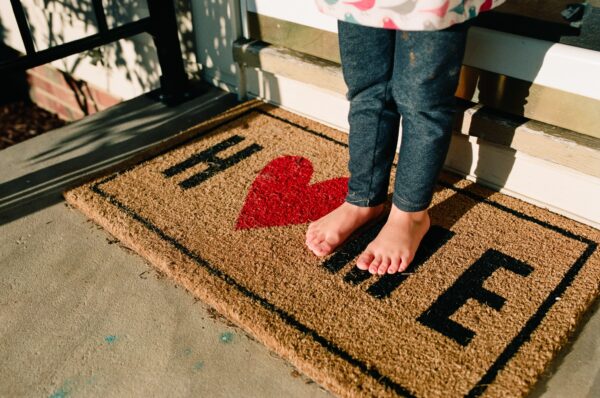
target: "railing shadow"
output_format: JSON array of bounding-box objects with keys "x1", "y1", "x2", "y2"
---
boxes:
[{"x1": 0, "y1": 82, "x2": 239, "y2": 226}]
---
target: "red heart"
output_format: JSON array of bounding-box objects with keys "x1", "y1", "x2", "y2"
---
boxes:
[{"x1": 235, "y1": 156, "x2": 348, "y2": 230}]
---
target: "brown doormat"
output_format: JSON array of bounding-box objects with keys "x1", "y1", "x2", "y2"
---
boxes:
[{"x1": 65, "y1": 102, "x2": 600, "y2": 398}]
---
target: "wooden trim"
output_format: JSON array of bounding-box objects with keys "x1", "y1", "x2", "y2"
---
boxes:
[
  {"x1": 455, "y1": 66, "x2": 600, "y2": 139},
  {"x1": 241, "y1": 14, "x2": 600, "y2": 138},
  {"x1": 247, "y1": 12, "x2": 339, "y2": 63},
  {"x1": 234, "y1": 40, "x2": 600, "y2": 177}
]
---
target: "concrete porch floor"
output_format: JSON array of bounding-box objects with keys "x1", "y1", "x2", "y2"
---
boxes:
[{"x1": 1, "y1": 83, "x2": 598, "y2": 397}]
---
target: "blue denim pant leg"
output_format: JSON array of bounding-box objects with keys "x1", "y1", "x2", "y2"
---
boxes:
[
  {"x1": 390, "y1": 25, "x2": 469, "y2": 211},
  {"x1": 338, "y1": 20, "x2": 400, "y2": 207},
  {"x1": 338, "y1": 21, "x2": 469, "y2": 211}
]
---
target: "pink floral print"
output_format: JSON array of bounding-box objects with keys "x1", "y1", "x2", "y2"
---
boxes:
[{"x1": 315, "y1": 0, "x2": 506, "y2": 30}]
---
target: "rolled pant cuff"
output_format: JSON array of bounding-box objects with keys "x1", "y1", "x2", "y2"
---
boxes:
[
  {"x1": 392, "y1": 193, "x2": 430, "y2": 212},
  {"x1": 345, "y1": 193, "x2": 388, "y2": 208}
]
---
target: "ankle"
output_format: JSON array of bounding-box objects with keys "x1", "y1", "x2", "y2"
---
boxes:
[
  {"x1": 390, "y1": 205, "x2": 429, "y2": 223},
  {"x1": 344, "y1": 201, "x2": 385, "y2": 214}
]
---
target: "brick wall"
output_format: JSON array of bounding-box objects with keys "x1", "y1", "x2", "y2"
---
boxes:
[{"x1": 27, "y1": 64, "x2": 122, "y2": 121}]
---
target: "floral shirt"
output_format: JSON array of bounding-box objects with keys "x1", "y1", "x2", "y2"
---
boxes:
[{"x1": 315, "y1": 0, "x2": 506, "y2": 30}]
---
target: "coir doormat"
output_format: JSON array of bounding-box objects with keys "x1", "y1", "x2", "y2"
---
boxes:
[{"x1": 65, "y1": 102, "x2": 600, "y2": 397}]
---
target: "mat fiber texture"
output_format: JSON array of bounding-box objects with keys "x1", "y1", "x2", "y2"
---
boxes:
[{"x1": 65, "y1": 102, "x2": 600, "y2": 398}]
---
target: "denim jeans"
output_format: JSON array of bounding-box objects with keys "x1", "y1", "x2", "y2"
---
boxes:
[{"x1": 338, "y1": 20, "x2": 469, "y2": 211}]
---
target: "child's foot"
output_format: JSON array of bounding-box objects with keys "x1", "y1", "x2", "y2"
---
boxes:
[
  {"x1": 305, "y1": 202, "x2": 385, "y2": 257},
  {"x1": 356, "y1": 205, "x2": 430, "y2": 274}
]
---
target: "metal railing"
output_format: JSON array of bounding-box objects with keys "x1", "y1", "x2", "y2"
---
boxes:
[{"x1": 1, "y1": 0, "x2": 190, "y2": 105}]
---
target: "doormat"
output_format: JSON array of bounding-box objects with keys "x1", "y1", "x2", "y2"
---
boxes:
[{"x1": 65, "y1": 102, "x2": 600, "y2": 397}]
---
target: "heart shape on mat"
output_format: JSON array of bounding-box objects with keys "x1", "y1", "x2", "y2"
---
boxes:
[{"x1": 235, "y1": 156, "x2": 348, "y2": 230}]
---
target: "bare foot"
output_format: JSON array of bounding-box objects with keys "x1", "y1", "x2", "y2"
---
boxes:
[
  {"x1": 356, "y1": 205, "x2": 430, "y2": 274},
  {"x1": 305, "y1": 202, "x2": 385, "y2": 257}
]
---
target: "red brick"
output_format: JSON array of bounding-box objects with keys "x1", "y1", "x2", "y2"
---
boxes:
[
  {"x1": 27, "y1": 73, "x2": 78, "y2": 106},
  {"x1": 28, "y1": 74, "x2": 111, "y2": 116},
  {"x1": 30, "y1": 65, "x2": 65, "y2": 85},
  {"x1": 26, "y1": 68, "x2": 47, "y2": 82},
  {"x1": 88, "y1": 85, "x2": 121, "y2": 109},
  {"x1": 27, "y1": 64, "x2": 122, "y2": 117},
  {"x1": 30, "y1": 88, "x2": 85, "y2": 121}
]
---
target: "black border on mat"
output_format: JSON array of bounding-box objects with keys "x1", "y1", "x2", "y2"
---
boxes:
[{"x1": 88, "y1": 108, "x2": 597, "y2": 398}]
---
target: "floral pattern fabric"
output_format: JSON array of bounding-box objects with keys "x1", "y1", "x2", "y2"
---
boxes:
[{"x1": 315, "y1": 0, "x2": 506, "y2": 30}]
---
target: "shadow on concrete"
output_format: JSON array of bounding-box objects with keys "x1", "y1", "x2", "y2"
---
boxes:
[
  {"x1": 0, "y1": 81, "x2": 239, "y2": 226},
  {"x1": 528, "y1": 297, "x2": 600, "y2": 398}
]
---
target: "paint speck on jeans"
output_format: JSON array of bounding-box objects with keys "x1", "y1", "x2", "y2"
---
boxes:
[
  {"x1": 219, "y1": 332, "x2": 234, "y2": 343},
  {"x1": 104, "y1": 335, "x2": 117, "y2": 344},
  {"x1": 193, "y1": 361, "x2": 204, "y2": 370},
  {"x1": 409, "y1": 51, "x2": 416, "y2": 66}
]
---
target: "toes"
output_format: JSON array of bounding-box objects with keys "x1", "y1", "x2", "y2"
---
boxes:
[
  {"x1": 356, "y1": 251, "x2": 374, "y2": 270},
  {"x1": 312, "y1": 245, "x2": 328, "y2": 257},
  {"x1": 305, "y1": 223, "x2": 322, "y2": 243},
  {"x1": 369, "y1": 255, "x2": 382, "y2": 274},
  {"x1": 306, "y1": 235, "x2": 324, "y2": 254},
  {"x1": 377, "y1": 257, "x2": 391, "y2": 275},
  {"x1": 316, "y1": 241, "x2": 333, "y2": 256},
  {"x1": 307, "y1": 234, "x2": 335, "y2": 257},
  {"x1": 387, "y1": 257, "x2": 401, "y2": 274},
  {"x1": 305, "y1": 227, "x2": 316, "y2": 243},
  {"x1": 397, "y1": 255, "x2": 412, "y2": 272}
]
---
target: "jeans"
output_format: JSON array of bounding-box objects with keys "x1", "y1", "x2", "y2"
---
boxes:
[{"x1": 338, "y1": 20, "x2": 469, "y2": 211}]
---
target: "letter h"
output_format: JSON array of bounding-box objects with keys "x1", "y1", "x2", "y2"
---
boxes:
[{"x1": 163, "y1": 135, "x2": 262, "y2": 189}]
